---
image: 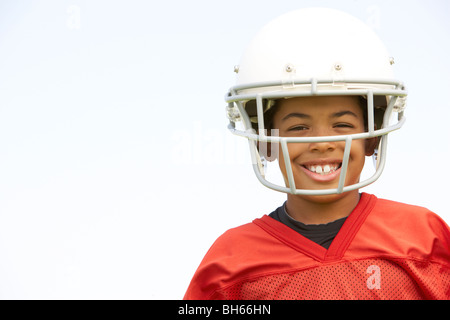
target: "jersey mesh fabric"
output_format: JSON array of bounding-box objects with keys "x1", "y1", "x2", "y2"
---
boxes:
[{"x1": 213, "y1": 258, "x2": 450, "y2": 300}]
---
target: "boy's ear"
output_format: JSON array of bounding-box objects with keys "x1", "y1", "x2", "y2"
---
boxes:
[{"x1": 365, "y1": 136, "x2": 379, "y2": 156}]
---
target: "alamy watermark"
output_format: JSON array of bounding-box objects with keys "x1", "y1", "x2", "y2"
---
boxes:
[
  {"x1": 170, "y1": 122, "x2": 282, "y2": 166},
  {"x1": 170, "y1": 121, "x2": 248, "y2": 166}
]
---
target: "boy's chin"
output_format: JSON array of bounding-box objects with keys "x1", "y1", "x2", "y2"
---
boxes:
[{"x1": 287, "y1": 188, "x2": 360, "y2": 204}]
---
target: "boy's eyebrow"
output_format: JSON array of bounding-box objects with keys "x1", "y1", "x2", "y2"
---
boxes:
[
  {"x1": 281, "y1": 110, "x2": 359, "y2": 121},
  {"x1": 281, "y1": 113, "x2": 311, "y2": 121},
  {"x1": 331, "y1": 110, "x2": 359, "y2": 118}
]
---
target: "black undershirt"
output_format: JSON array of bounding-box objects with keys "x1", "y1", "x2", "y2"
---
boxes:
[{"x1": 269, "y1": 203, "x2": 347, "y2": 249}]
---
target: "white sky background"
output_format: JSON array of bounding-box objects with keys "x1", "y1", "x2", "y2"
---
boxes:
[{"x1": 0, "y1": 0, "x2": 449, "y2": 299}]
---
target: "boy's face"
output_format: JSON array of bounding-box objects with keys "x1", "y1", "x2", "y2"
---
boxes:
[{"x1": 272, "y1": 95, "x2": 375, "y2": 197}]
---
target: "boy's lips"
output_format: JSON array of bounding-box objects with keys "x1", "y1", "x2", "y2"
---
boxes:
[{"x1": 299, "y1": 159, "x2": 343, "y2": 183}]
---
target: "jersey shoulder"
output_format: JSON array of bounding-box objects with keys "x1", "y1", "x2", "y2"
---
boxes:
[
  {"x1": 184, "y1": 219, "x2": 304, "y2": 299},
  {"x1": 373, "y1": 197, "x2": 449, "y2": 234},
  {"x1": 183, "y1": 221, "x2": 267, "y2": 299},
  {"x1": 357, "y1": 196, "x2": 450, "y2": 264},
  {"x1": 198, "y1": 219, "x2": 290, "y2": 267}
]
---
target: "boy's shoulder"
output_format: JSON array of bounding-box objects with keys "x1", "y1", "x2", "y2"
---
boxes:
[
  {"x1": 359, "y1": 195, "x2": 450, "y2": 262},
  {"x1": 204, "y1": 220, "x2": 277, "y2": 258},
  {"x1": 372, "y1": 196, "x2": 448, "y2": 229},
  {"x1": 197, "y1": 215, "x2": 304, "y2": 275},
  {"x1": 375, "y1": 196, "x2": 434, "y2": 212},
  {"x1": 184, "y1": 220, "x2": 292, "y2": 299}
]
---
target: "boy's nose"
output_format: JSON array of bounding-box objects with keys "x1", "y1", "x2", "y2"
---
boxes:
[
  {"x1": 307, "y1": 127, "x2": 337, "y2": 153},
  {"x1": 308, "y1": 140, "x2": 337, "y2": 153}
]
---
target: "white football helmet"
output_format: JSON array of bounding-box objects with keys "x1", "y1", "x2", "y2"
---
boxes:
[{"x1": 225, "y1": 8, "x2": 407, "y2": 195}]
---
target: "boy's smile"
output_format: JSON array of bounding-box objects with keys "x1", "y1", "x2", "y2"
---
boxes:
[
  {"x1": 271, "y1": 95, "x2": 375, "y2": 196},
  {"x1": 300, "y1": 159, "x2": 342, "y2": 183}
]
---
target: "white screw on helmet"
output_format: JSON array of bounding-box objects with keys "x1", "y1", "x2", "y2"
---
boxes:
[{"x1": 225, "y1": 8, "x2": 407, "y2": 195}]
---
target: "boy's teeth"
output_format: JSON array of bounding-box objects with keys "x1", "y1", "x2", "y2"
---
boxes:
[{"x1": 306, "y1": 164, "x2": 338, "y2": 175}]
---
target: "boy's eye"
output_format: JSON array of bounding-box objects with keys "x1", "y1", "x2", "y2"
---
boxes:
[
  {"x1": 288, "y1": 125, "x2": 309, "y2": 131},
  {"x1": 334, "y1": 123, "x2": 355, "y2": 129}
]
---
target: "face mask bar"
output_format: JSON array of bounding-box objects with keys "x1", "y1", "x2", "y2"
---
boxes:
[{"x1": 226, "y1": 78, "x2": 407, "y2": 195}]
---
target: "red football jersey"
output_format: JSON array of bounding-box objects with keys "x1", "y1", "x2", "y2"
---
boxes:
[{"x1": 184, "y1": 193, "x2": 450, "y2": 299}]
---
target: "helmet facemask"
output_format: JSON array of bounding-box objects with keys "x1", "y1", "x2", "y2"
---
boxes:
[{"x1": 226, "y1": 79, "x2": 406, "y2": 195}]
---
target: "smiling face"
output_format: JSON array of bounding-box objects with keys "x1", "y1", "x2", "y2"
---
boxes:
[{"x1": 271, "y1": 95, "x2": 375, "y2": 200}]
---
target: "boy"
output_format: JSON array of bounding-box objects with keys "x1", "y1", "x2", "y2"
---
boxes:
[{"x1": 184, "y1": 8, "x2": 450, "y2": 299}]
